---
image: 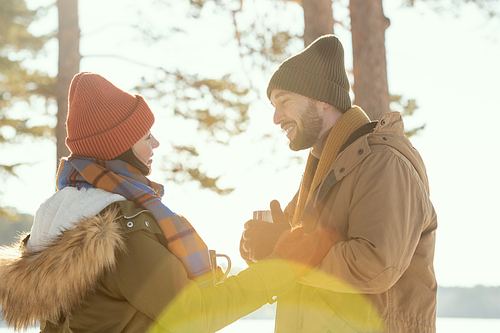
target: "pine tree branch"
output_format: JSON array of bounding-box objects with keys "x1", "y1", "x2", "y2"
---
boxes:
[{"x1": 81, "y1": 54, "x2": 165, "y2": 70}]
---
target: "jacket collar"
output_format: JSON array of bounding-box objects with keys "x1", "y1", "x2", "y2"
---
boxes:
[
  {"x1": 28, "y1": 187, "x2": 126, "y2": 252},
  {"x1": 299, "y1": 112, "x2": 413, "y2": 223}
]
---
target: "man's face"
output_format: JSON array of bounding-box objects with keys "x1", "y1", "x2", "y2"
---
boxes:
[{"x1": 270, "y1": 89, "x2": 323, "y2": 151}]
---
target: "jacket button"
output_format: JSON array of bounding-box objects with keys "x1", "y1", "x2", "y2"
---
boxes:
[
  {"x1": 383, "y1": 137, "x2": 388, "y2": 141},
  {"x1": 358, "y1": 149, "x2": 363, "y2": 155},
  {"x1": 339, "y1": 167, "x2": 345, "y2": 173},
  {"x1": 145, "y1": 221, "x2": 150, "y2": 227},
  {"x1": 127, "y1": 221, "x2": 133, "y2": 228},
  {"x1": 272, "y1": 295, "x2": 278, "y2": 301},
  {"x1": 381, "y1": 119, "x2": 386, "y2": 125}
]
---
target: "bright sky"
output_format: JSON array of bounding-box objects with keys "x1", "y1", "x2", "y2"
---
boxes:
[{"x1": 4, "y1": 0, "x2": 500, "y2": 288}]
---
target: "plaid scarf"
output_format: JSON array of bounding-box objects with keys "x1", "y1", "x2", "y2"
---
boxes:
[{"x1": 56, "y1": 155, "x2": 214, "y2": 288}]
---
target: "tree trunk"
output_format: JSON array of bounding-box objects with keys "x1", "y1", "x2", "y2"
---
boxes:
[
  {"x1": 56, "y1": 0, "x2": 80, "y2": 167},
  {"x1": 349, "y1": 0, "x2": 390, "y2": 120},
  {"x1": 302, "y1": 0, "x2": 334, "y2": 47}
]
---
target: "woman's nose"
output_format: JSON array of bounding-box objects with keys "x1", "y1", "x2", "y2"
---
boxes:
[{"x1": 152, "y1": 135, "x2": 160, "y2": 148}]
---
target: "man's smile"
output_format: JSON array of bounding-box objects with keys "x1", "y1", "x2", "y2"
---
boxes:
[{"x1": 282, "y1": 123, "x2": 297, "y2": 139}]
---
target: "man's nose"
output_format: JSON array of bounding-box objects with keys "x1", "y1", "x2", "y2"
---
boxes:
[{"x1": 273, "y1": 108, "x2": 285, "y2": 125}]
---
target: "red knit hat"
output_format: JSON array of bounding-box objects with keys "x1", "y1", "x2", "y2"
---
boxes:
[{"x1": 65, "y1": 72, "x2": 155, "y2": 160}]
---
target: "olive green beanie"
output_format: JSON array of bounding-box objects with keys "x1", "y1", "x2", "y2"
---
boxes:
[{"x1": 266, "y1": 35, "x2": 352, "y2": 112}]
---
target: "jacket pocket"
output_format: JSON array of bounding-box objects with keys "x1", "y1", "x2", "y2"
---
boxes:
[{"x1": 303, "y1": 288, "x2": 384, "y2": 333}]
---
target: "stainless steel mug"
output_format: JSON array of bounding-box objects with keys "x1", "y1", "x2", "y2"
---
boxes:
[
  {"x1": 253, "y1": 210, "x2": 273, "y2": 222},
  {"x1": 209, "y1": 250, "x2": 231, "y2": 283}
]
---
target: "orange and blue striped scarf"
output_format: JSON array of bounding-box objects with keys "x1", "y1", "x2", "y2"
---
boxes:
[{"x1": 56, "y1": 155, "x2": 214, "y2": 288}]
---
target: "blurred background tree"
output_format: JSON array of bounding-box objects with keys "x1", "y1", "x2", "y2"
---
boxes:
[
  {"x1": 55, "y1": 0, "x2": 79, "y2": 162},
  {"x1": 0, "y1": 0, "x2": 55, "y2": 216},
  {"x1": 0, "y1": 210, "x2": 32, "y2": 245}
]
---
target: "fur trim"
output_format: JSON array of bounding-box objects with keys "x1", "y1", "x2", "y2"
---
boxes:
[{"x1": 0, "y1": 203, "x2": 125, "y2": 330}]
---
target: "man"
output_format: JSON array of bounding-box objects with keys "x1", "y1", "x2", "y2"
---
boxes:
[{"x1": 240, "y1": 35, "x2": 437, "y2": 333}]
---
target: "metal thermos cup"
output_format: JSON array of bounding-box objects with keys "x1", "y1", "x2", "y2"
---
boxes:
[
  {"x1": 253, "y1": 210, "x2": 273, "y2": 222},
  {"x1": 209, "y1": 250, "x2": 231, "y2": 283}
]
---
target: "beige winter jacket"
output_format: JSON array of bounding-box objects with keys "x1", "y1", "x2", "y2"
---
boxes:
[{"x1": 276, "y1": 111, "x2": 437, "y2": 333}]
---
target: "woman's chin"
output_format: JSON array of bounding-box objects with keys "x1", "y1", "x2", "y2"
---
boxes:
[{"x1": 146, "y1": 163, "x2": 154, "y2": 176}]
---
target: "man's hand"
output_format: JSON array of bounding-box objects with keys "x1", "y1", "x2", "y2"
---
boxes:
[
  {"x1": 273, "y1": 226, "x2": 338, "y2": 279},
  {"x1": 269, "y1": 199, "x2": 289, "y2": 224},
  {"x1": 240, "y1": 200, "x2": 291, "y2": 263}
]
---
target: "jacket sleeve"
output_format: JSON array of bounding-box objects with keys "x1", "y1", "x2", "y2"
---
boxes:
[
  {"x1": 114, "y1": 216, "x2": 295, "y2": 333},
  {"x1": 299, "y1": 147, "x2": 429, "y2": 294}
]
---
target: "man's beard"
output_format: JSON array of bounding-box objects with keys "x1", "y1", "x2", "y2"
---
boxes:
[{"x1": 289, "y1": 100, "x2": 323, "y2": 151}]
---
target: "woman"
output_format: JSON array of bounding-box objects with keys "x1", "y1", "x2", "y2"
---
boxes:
[{"x1": 0, "y1": 72, "x2": 336, "y2": 332}]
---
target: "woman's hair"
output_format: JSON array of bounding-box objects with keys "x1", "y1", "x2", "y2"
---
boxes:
[{"x1": 115, "y1": 148, "x2": 150, "y2": 175}]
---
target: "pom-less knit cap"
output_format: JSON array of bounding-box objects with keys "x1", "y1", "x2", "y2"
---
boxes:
[
  {"x1": 66, "y1": 72, "x2": 155, "y2": 160},
  {"x1": 267, "y1": 34, "x2": 352, "y2": 112}
]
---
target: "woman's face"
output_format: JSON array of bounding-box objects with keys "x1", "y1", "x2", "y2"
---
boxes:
[{"x1": 132, "y1": 131, "x2": 160, "y2": 172}]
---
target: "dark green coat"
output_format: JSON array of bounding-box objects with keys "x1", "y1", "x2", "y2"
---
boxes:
[{"x1": 0, "y1": 197, "x2": 295, "y2": 332}]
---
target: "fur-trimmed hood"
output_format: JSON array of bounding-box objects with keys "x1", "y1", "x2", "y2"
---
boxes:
[{"x1": 0, "y1": 189, "x2": 126, "y2": 330}]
